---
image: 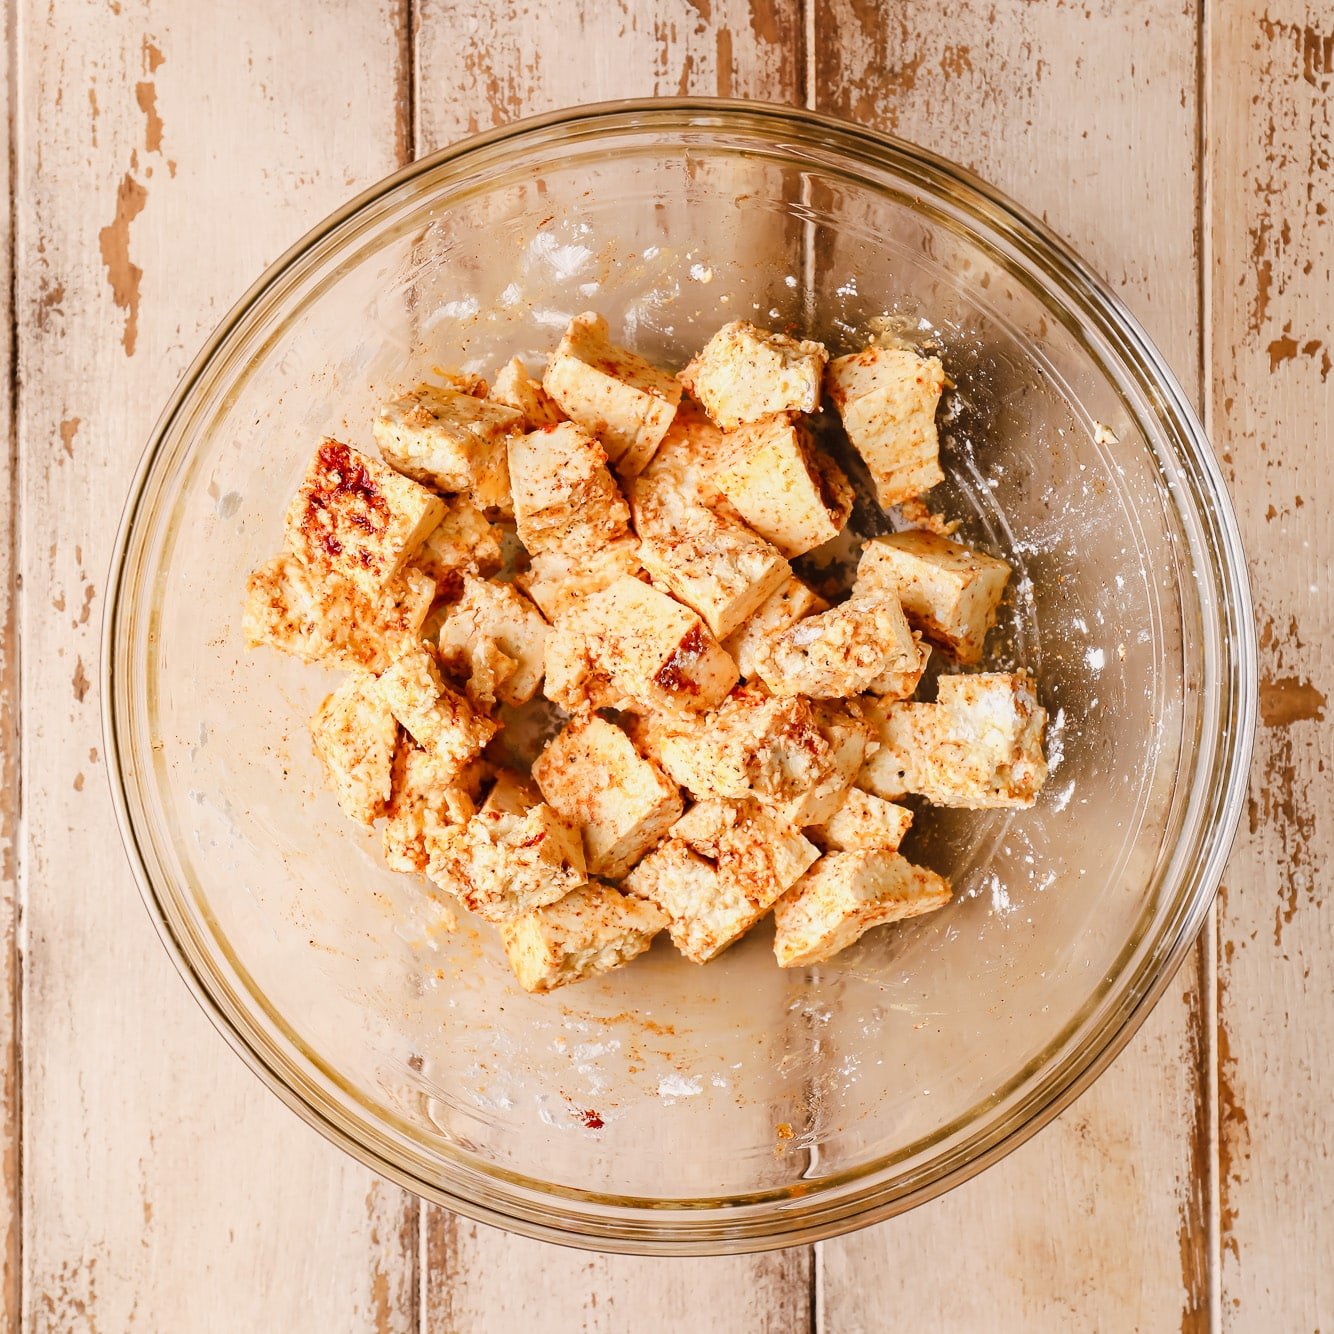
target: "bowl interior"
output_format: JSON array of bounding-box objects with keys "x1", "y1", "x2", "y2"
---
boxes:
[{"x1": 110, "y1": 108, "x2": 1238, "y2": 1245}]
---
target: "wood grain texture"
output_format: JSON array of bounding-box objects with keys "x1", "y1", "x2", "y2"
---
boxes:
[
  {"x1": 814, "y1": 4, "x2": 1216, "y2": 1329},
  {"x1": 16, "y1": 4, "x2": 419, "y2": 1330},
  {"x1": 1209, "y1": 2, "x2": 1333, "y2": 1327}
]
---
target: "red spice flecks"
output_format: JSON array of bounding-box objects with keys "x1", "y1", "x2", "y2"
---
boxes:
[
  {"x1": 580, "y1": 1108, "x2": 604, "y2": 1130},
  {"x1": 654, "y1": 624, "x2": 707, "y2": 693}
]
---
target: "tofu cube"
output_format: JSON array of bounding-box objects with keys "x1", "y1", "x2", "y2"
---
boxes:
[
  {"x1": 410, "y1": 496, "x2": 503, "y2": 590},
  {"x1": 825, "y1": 346, "x2": 947, "y2": 507},
  {"x1": 671, "y1": 799, "x2": 819, "y2": 892},
  {"x1": 542, "y1": 312, "x2": 682, "y2": 475},
  {"x1": 283, "y1": 440, "x2": 445, "y2": 598},
  {"x1": 481, "y1": 769, "x2": 542, "y2": 817},
  {"x1": 711, "y1": 415, "x2": 854, "y2": 557},
  {"x1": 244, "y1": 555, "x2": 435, "y2": 673},
  {"x1": 377, "y1": 642, "x2": 498, "y2": 783},
  {"x1": 501, "y1": 882, "x2": 667, "y2": 993},
  {"x1": 490, "y1": 356, "x2": 566, "y2": 430},
  {"x1": 309, "y1": 672, "x2": 399, "y2": 826},
  {"x1": 773, "y1": 850, "x2": 952, "y2": 967},
  {"x1": 722, "y1": 576, "x2": 829, "y2": 679},
  {"x1": 811, "y1": 788, "x2": 914, "y2": 853},
  {"x1": 516, "y1": 538, "x2": 643, "y2": 621},
  {"x1": 776, "y1": 700, "x2": 875, "y2": 826},
  {"x1": 543, "y1": 577, "x2": 738, "y2": 716},
  {"x1": 680, "y1": 322, "x2": 828, "y2": 428},
  {"x1": 867, "y1": 631, "x2": 931, "y2": 701},
  {"x1": 857, "y1": 700, "x2": 949, "y2": 802},
  {"x1": 382, "y1": 738, "x2": 481, "y2": 874},
  {"x1": 508, "y1": 421, "x2": 632, "y2": 554},
  {"x1": 533, "y1": 716, "x2": 683, "y2": 880},
  {"x1": 373, "y1": 384, "x2": 523, "y2": 510},
  {"x1": 754, "y1": 591, "x2": 919, "y2": 699},
  {"x1": 437, "y1": 574, "x2": 548, "y2": 707},
  {"x1": 630, "y1": 397, "x2": 729, "y2": 517},
  {"x1": 856, "y1": 530, "x2": 1011, "y2": 665}
]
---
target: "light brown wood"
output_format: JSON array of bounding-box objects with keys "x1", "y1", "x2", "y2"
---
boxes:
[
  {"x1": 15, "y1": 4, "x2": 419, "y2": 1329},
  {"x1": 813, "y1": 4, "x2": 1216, "y2": 1329},
  {"x1": 1209, "y1": 2, "x2": 1333, "y2": 1327}
]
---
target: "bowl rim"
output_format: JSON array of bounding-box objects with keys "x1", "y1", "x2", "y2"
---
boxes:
[{"x1": 102, "y1": 96, "x2": 1257, "y2": 1255}]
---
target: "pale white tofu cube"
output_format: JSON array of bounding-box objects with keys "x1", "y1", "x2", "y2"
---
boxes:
[
  {"x1": 481, "y1": 769, "x2": 541, "y2": 817},
  {"x1": 867, "y1": 631, "x2": 931, "y2": 701},
  {"x1": 630, "y1": 397, "x2": 728, "y2": 515},
  {"x1": 516, "y1": 538, "x2": 644, "y2": 621},
  {"x1": 508, "y1": 421, "x2": 632, "y2": 554},
  {"x1": 533, "y1": 715, "x2": 683, "y2": 880},
  {"x1": 381, "y1": 738, "x2": 481, "y2": 874},
  {"x1": 502, "y1": 882, "x2": 667, "y2": 993},
  {"x1": 722, "y1": 576, "x2": 829, "y2": 679},
  {"x1": 773, "y1": 850, "x2": 951, "y2": 967},
  {"x1": 542, "y1": 312, "x2": 682, "y2": 475},
  {"x1": 856, "y1": 530, "x2": 1011, "y2": 665},
  {"x1": 754, "y1": 591, "x2": 919, "y2": 699},
  {"x1": 776, "y1": 700, "x2": 875, "y2": 826},
  {"x1": 857, "y1": 700, "x2": 948, "y2": 802},
  {"x1": 283, "y1": 440, "x2": 445, "y2": 598},
  {"x1": 377, "y1": 642, "x2": 498, "y2": 783},
  {"x1": 825, "y1": 346, "x2": 947, "y2": 507},
  {"x1": 680, "y1": 321, "x2": 828, "y2": 428},
  {"x1": 410, "y1": 496, "x2": 503, "y2": 590},
  {"x1": 670, "y1": 799, "x2": 819, "y2": 891},
  {"x1": 711, "y1": 415, "x2": 854, "y2": 557},
  {"x1": 437, "y1": 574, "x2": 548, "y2": 707},
  {"x1": 244, "y1": 555, "x2": 434, "y2": 673},
  {"x1": 490, "y1": 356, "x2": 566, "y2": 430},
  {"x1": 309, "y1": 672, "x2": 398, "y2": 826},
  {"x1": 373, "y1": 384, "x2": 522, "y2": 509},
  {"x1": 811, "y1": 788, "x2": 913, "y2": 853}
]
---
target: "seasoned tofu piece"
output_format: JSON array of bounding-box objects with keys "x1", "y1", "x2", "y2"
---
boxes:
[
  {"x1": 712, "y1": 415, "x2": 854, "y2": 557},
  {"x1": 542, "y1": 312, "x2": 682, "y2": 475},
  {"x1": 373, "y1": 383, "x2": 523, "y2": 509},
  {"x1": 867, "y1": 631, "x2": 931, "y2": 701},
  {"x1": 825, "y1": 346, "x2": 947, "y2": 507},
  {"x1": 542, "y1": 577, "x2": 738, "y2": 717},
  {"x1": 811, "y1": 787, "x2": 913, "y2": 853},
  {"x1": 381, "y1": 739, "x2": 481, "y2": 874},
  {"x1": 508, "y1": 421, "x2": 632, "y2": 554},
  {"x1": 754, "y1": 591, "x2": 919, "y2": 699},
  {"x1": 636, "y1": 686, "x2": 834, "y2": 806},
  {"x1": 516, "y1": 538, "x2": 643, "y2": 621},
  {"x1": 490, "y1": 356, "x2": 565, "y2": 430},
  {"x1": 283, "y1": 440, "x2": 445, "y2": 598},
  {"x1": 773, "y1": 850, "x2": 951, "y2": 967},
  {"x1": 244, "y1": 555, "x2": 434, "y2": 673},
  {"x1": 777, "y1": 700, "x2": 876, "y2": 826},
  {"x1": 671, "y1": 799, "x2": 819, "y2": 891},
  {"x1": 502, "y1": 882, "x2": 667, "y2": 992},
  {"x1": 377, "y1": 642, "x2": 498, "y2": 783},
  {"x1": 859, "y1": 673, "x2": 1047, "y2": 808},
  {"x1": 410, "y1": 496, "x2": 503, "y2": 590},
  {"x1": 722, "y1": 576, "x2": 829, "y2": 679},
  {"x1": 856, "y1": 530, "x2": 1011, "y2": 665},
  {"x1": 436, "y1": 575, "x2": 548, "y2": 707},
  {"x1": 631, "y1": 397, "x2": 728, "y2": 514},
  {"x1": 309, "y1": 672, "x2": 399, "y2": 825},
  {"x1": 680, "y1": 321, "x2": 828, "y2": 428},
  {"x1": 533, "y1": 716, "x2": 683, "y2": 880},
  {"x1": 481, "y1": 768, "x2": 541, "y2": 817}
]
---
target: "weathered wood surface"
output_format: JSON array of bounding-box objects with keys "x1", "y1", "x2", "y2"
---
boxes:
[{"x1": 9, "y1": 1, "x2": 1330, "y2": 1330}]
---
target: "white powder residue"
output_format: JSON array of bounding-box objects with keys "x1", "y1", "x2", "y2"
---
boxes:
[
  {"x1": 689, "y1": 263, "x2": 714, "y2": 283},
  {"x1": 1085, "y1": 646, "x2": 1106, "y2": 671},
  {"x1": 658, "y1": 1074, "x2": 703, "y2": 1099},
  {"x1": 528, "y1": 230, "x2": 595, "y2": 280}
]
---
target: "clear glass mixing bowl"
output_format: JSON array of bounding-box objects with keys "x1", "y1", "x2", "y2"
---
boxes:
[{"x1": 104, "y1": 101, "x2": 1255, "y2": 1253}]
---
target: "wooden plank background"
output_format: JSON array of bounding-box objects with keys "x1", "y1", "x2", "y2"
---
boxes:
[{"x1": 3, "y1": 1, "x2": 1327, "y2": 1329}]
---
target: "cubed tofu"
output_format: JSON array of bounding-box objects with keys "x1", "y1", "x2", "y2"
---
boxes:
[
  {"x1": 481, "y1": 768, "x2": 541, "y2": 817},
  {"x1": 490, "y1": 356, "x2": 565, "y2": 430},
  {"x1": 508, "y1": 421, "x2": 632, "y2": 554},
  {"x1": 381, "y1": 738, "x2": 480, "y2": 874},
  {"x1": 858, "y1": 673, "x2": 1047, "y2": 808},
  {"x1": 542, "y1": 312, "x2": 682, "y2": 475},
  {"x1": 437, "y1": 574, "x2": 548, "y2": 707},
  {"x1": 867, "y1": 631, "x2": 931, "y2": 701},
  {"x1": 373, "y1": 384, "x2": 523, "y2": 509},
  {"x1": 430, "y1": 801, "x2": 587, "y2": 923},
  {"x1": 711, "y1": 415, "x2": 853, "y2": 557},
  {"x1": 680, "y1": 322, "x2": 828, "y2": 428},
  {"x1": 671, "y1": 799, "x2": 819, "y2": 891},
  {"x1": 630, "y1": 397, "x2": 728, "y2": 516},
  {"x1": 754, "y1": 591, "x2": 919, "y2": 699},
  {"x1": 377, "y1": 642, "x2": 498, "y2": 783},
  {"x1": 811, "y1": 788, "x2": 913, "y2": 853},
  {"x1": 309, "y1": 672, "x2": 399, "y2": 825},
  {"x1": 533, "y1": 716, "x2": 683, "y2": 880},
  {"x1": 776, "y1": 700, "x2": 875, "y2": 826},
  {"x1": 856, "y1": 530, "x2": 1011, "y2": 665},
  {"x1": 825, "y1": 346, "x2": 947, "y2": 508},
  {"x1": 722, "y1": 576, "x2": 829, "y2": 679},
  {"x1": 410, "y1": 496, "x2": 503, "y2": 590},
  {"x1": 244, "y1": 555, "x2": 435, "y2": 673},
  {"x1": 542, "y1": 577, "x2": 738, "y2": 717},
  {"x1": 283, "y1": 440, "x2": 445, "y2": 598},
  {"x1": 636, "y1": 686, "x2": 834, "y2": 806},
  {"x1": 516, "y1": 538, "x2": 643, "y2": 621},
  {"x1": 502, "y1": 881, "x2": 667, "y2": 992},
  {"x1": 773, "y1": 850, "x2": 951, "y2": 967}
]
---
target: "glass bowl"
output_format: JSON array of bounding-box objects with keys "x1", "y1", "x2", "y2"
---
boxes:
[{"x1": 104, "y1": 100, "x2": 1255, "y2": 1254}]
